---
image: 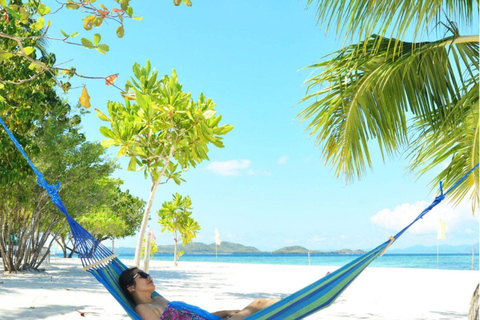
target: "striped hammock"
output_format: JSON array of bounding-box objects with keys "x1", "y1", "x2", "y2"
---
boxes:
[{"x1": 0, "y1": 115, "x2": 477, "y2": 320}]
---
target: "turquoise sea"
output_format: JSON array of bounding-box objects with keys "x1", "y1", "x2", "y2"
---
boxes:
[{"x1": 118, "y1": 253, "x2": 479, "y2": 271}]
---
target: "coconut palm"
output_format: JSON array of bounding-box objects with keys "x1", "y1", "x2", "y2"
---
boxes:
[
  {"x1": 299, "y1": 0, "x2": 479, "y2": 209},
  {"x1": 299, "y1": 1, "x2": 479, "y2": 316}
]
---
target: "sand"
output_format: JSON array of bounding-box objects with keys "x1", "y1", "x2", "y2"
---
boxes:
[{"x1": 0, "y1": 258, "x2": 478, "y2": 320}]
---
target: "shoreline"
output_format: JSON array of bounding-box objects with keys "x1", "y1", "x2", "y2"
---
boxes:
[{"x1": 1, "y1": 258, "x2": 478, "y2": 319}]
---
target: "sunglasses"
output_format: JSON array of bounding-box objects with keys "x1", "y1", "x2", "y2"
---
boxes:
[{"x1": 132, "y1": 271, "x2": 150, "y2": 281}]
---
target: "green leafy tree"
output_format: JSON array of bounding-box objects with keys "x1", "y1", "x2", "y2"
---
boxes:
[
  {"x1": 0, "y1": 78, "x2": 120, "y2": 271},
  {"x1": 78, "y1": 183, "x2": 145, "y2": 242},
  {"x1": 0, "y1": 0, "x2": 141, "y2": 90},
  {"x1": 0, "y1": 0, "x2": 193, "y2": 100},
  {"x1": 0, "y1": 23, "x2": 132, "y2": 268},
  {"x1": 299, "y1": 1, "x2": 478, "y2": 209},
  {"x1": 141, "y1": 235, "x2": 158, "y2": 259},
  {"x1": 96, "y1": 60, "x2": 233, "y2": 267},
  {"x1": 158, "y1": 193, "x2": 200, "y2": 266}
]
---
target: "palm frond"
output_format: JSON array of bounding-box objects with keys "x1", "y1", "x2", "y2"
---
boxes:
[
  {"x1": 408, "y1": 80, "x2": 479, "y2": 212},
  {"x1": 306, "y1": 0, "x2": 476, "y2": 52},
  {"x1": 298, "y1": 29, "x2": 479, "y2": 182}
]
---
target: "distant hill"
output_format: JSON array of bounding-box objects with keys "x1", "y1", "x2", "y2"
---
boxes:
[
  {"x1": 388, "y1": 243, "x2": 479, "y2": 254},
  {"x1": 272, "y1": 246, "x2": 323, "y2": 254},
  {"x1": 115, "y1": 242, "x2": 479, "y2": 256},
  {"x1": 154, "y1": 241, "x2": 262, "y2": 254}
]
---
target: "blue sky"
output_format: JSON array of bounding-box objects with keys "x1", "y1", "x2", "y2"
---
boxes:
[{"x1": 46, "y1": 1, "x2": 479, "y2": 251}]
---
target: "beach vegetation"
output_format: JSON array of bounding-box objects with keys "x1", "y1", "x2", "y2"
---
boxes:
[
  {"x1": 299, "y1": 0, "x2": 479, "y2": 210},
  {"x1": 141, "y1": 234, "x2": 158, "y2": 259},
  {"x1": 158, "y1": 193, "x2": 200, "y2": 266},
  {"x1": 0, "y1": 81, "x2": 113, "y2": 270},
  {"x1": 97, "y1": 61, "x2": 233, "y2": 267},
  {"x1": 0, "y1": 22, "x2": 145, "y2": 268},
  {"x1": 78, "y1": 186, "x2": 145, "y2": 241}
]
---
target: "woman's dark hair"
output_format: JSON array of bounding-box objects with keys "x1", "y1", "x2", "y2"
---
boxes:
[{"x1": 119, "y1": 267, "x2": 138, "y2": 305}]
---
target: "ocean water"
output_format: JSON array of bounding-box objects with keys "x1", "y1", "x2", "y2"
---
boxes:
[{"x1": 117, "y1": 253, "x2": 479, "y2": 271}]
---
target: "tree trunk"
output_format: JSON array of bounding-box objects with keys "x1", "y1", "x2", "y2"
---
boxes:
[
  {"x1": 469, "y1": 283, "x2": 479, "y2": 320},
  {"x1": 144, "y1": 231, "x2": 152, "y2": 273},
  {"x1": 133, "y1": 149, "x2": 175, "y2": 267},
  {"x1": 133, "y1": 179, "x2": 160, "y2": 267},
  {"x1": 173, "y1": 238, "x2": 178, "y2": 266}
]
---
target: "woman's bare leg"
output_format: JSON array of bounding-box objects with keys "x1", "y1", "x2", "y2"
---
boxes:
[{"x1": 229, "y1": 298, "x2": 279, "y2": 320}]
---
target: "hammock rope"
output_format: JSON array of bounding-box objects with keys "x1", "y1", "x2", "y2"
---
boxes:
[{"x1": 1, "y1": 114, "x2": 478, "y2": 320}]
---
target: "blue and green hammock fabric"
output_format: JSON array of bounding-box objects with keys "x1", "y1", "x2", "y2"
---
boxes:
[{"x1": 0, "y1": 115, "x2": 478, "y2": 320}]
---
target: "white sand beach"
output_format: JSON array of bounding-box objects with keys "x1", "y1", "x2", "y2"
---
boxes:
[{"x1": 0, "y1": 258, "x2": 478, "y2": 320}]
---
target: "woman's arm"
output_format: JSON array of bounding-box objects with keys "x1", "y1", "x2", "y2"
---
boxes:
[{"x1": 212, "y1": 310, "x2": 241, "y2": 318}]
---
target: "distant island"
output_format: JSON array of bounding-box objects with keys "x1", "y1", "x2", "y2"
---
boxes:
[
  {"x1": 115, "y1": 242, "x2": 365, "y2": 255},
  {"x1": 155, "y1": 241, "x2": 262, "y2": 254}
]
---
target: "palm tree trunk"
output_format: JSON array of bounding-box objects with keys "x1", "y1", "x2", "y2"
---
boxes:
[{"x1": 469, "y1": 283, "x2": 479, "y2": 320}]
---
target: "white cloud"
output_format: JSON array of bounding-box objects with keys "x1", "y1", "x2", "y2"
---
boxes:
[
  {"x1": 371, "y1": 199, "x2": 479, "y2": 235},
  {"x1": 206, "y1": 159, "x2": 250, "y2": 176},
  {"x1": 277, "y1": 156, "x2": 288, "y2": 164},
  {"x1": 247, "y1": 169, "x2": 272, "y2": 176}
]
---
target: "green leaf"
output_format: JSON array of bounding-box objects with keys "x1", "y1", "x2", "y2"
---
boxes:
[
  {"x1": 19, "y1": 6, "x2": 28, "y2": 23},
  {"x1": 60, "y1": 29, "x2": 68, "y2": 37},
  {"x1": 70, "y1": 32, "x2": 79, "y2": 38},
  {"x1": 116, "y1": 25, "x2": 125, "y2": 38},
  {"x1": 37, "y1": 3, "x2": 50, "y2": 15},
  {"x1": 28, "y1": 62, "x2": 44, "y2": 71},
  {"x1": 132, "y1": 16, "x2": 143, "y2": 21},
  {"x1": 100, "y1": 139, "x2": 117, "y2": 148},
  {"x1": 99, "y1": 126, "x2": 115, "y2": 139},
  {"x1": 96, "y1": 109, "x2": 111, "y2": 122},
  {"x1": 96, "y1": 44, "x2": 109, "y2": 54},
  {"x1": 93, "y1": 33, "x2": 101, "y2": 46},
  {"x1": 127, "y1": 156, "x2": 137, "y2": 171},
  {"x1": 203, "y1": 110, "x2": 215, "y2": 119},
  {"x1": 5, "y1": 7, "x2": 21, "y2": 19},
  {"x1": 81, "y1": 38, "x2": 94, "y2": 49},
  {"x1": 0, "y1": 0, "x2": 6, "y2": 8},
  {"x1": 65, "y1": 1, "x2": 80, "y2": 9},
  {"x1": 0, "y1": 50, "x2": 13, "y2": 62},
  {"x1": 120, "y1": 0, "x2": 130, "y2": 11},
  {"x1": 23, "y1": 46, "x2": 34, "y2": 55},
  {"x1": 93, "y1": 16, "x2": 103, "y2": 27}
]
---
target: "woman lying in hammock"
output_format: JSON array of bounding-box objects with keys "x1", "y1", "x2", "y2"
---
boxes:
[{"x1": 119, "y1": 267, "x2": 278, "y2": 320}]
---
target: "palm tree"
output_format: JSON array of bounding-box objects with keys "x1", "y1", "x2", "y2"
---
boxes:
[
  {"x1": 299, "y1": 0, "x2": 478, "y2": 316},
  {"x1": 299, "y1": 0, "x2": 478, "y2": 207}
]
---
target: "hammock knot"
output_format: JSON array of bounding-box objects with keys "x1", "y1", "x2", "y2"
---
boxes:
[
  {"x1": 36, "y1": 172, "x2": 62, "y2": 205},
  {"x1": 435, "y1": 194, "x2": 445, "y2": 202}
]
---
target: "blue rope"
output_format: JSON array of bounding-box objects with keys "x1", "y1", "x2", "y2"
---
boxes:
[
  {"x1": 0, "y1": 116, "x2": 63, "y2": 208},
  {"x1": 392, "y1": 163, "x2": 479, "y2": 241}
]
